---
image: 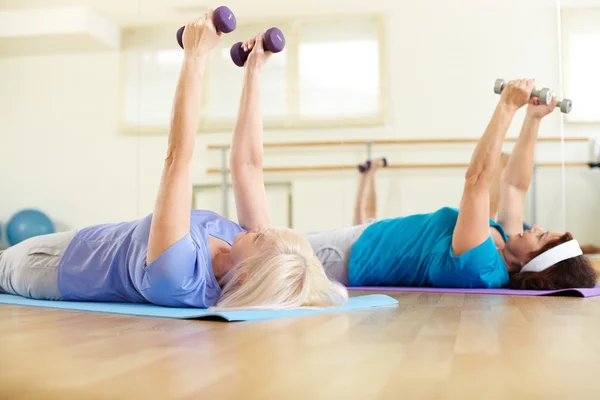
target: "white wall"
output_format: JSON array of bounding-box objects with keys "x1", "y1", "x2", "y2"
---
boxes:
[
  {"x1": 1, "y1": 2, "x2": 598, "y2": 249},
  {"x1": 0, "y1": 53, "x2": 138, "y2": 238}
]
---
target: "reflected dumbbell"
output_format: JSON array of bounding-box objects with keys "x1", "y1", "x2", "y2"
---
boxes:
[
  {"x1": 176, "y1": 6, "x2": 236, "y2": 49},
  {"x1": 494, "y1": 78, "x2": 553, "y2": 105}
]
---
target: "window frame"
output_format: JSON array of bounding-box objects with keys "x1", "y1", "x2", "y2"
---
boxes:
[{"x1": 119, "y1": 15, "x2": 387, "y2": 134}]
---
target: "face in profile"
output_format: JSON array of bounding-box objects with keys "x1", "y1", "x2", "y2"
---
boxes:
[
  {"x1": 505, "y1": 225, "x2": 563, "y2": 264},
  {"x1": 230, "y1": 229, "x2": 265, "y2": 267},
  {"x1": 230, "y1": 227, "x2": 313, "y2": 268}
]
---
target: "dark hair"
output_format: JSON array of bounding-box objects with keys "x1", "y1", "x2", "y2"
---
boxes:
[{"x1": 509, "y1": 232, "x2": 597, "y2": 290}]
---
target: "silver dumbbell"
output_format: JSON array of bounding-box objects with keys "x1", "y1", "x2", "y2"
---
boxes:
[
  {"x1": 494, "y1": 78, "x2": 553, "y2": 105},
  {"x1": 494, "y1": 79, "x2": 572, "y2": 114},
  {"x1": 556, "y1": 99, "x2": 572, "y2": 114}
]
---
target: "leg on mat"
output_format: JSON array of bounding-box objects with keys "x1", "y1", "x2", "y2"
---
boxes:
[{"x1": 0, "y1": 231, "x2": 75, "y2": 300}]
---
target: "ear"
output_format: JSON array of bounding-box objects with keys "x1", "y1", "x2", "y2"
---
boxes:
[
  {"x1": 236, "y1": 272, "x2": 249, "y2": 284},
  {"x1": 224, "y1": 268, "x2": 248, "y2": 285}
]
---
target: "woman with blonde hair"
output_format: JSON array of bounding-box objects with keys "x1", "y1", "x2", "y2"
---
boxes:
[{"x1": 0, "y1": 12, "x2": 347, "y2": 310}]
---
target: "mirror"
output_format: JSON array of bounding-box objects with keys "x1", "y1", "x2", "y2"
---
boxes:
[{"x1": 0, "y1": 0, "x2": 597, "y2": 257}]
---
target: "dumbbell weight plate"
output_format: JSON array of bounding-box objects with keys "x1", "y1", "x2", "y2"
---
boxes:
[{"x1": 494, "y1": 79, "x2": 505, "y2": 95}]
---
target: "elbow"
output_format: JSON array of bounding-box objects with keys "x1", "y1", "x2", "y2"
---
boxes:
[
  {"x1": 230, "y1": 143, "x2": 264, "y2": 169},
  {"x1": 230, "y1": 156, "x2": 263, "y2": 170},
  {"x1": 464, "y1": 171, "x2": 490, "y2": 191},
  {"x1": 501, "y1": 175, "x2": 529, "y2": 193},
  {"x1": 164, "y1": 150, "x2": 191, "y2": 169},
  {"x1": 504, "y1": 181, "x2": 529, "y2": 195},
  {"x1": 501, "y1": 178, "x2": 529, "y2": 193},
  {"x1": 465, "y1": 161, "x2": 494, "y2": 188}
]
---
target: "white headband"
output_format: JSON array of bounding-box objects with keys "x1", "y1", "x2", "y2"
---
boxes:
[{"x1": 521, "y1": 239, "x2": 583, "y2": 273}]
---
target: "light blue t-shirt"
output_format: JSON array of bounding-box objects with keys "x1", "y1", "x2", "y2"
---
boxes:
[
  {"x1": 57, "y1": 210, "x2": 244, "y2": 307},
  {"x1": 348, "y1": 207, "x2": 509, "y2": 288}
]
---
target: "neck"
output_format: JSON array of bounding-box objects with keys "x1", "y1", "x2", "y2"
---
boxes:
[
  {"x1": 212, "y1": 252, "x2": 232, "y2": 287},
  {"x1": 500, "y1": 248, "x2": 523, "y2": 273}
]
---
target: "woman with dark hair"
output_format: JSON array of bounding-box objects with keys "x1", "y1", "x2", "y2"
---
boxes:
[
  {"x1": 307, "y1": 79, "x2": 597, "y2": 290},
  {"x1": 509, "y1": 232, "x2": 596, "y2": 289}
]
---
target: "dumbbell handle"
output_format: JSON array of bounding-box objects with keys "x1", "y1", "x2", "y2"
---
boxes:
[
  {"x1": 176, "y1": 6, "x2": 236, "y2": 49},
  {"x1": 532, "y1": 88, "x2": 550, "y2": 101},
  {"x1": 494, "y1": 79, "x2": 553, "y2": 105}
]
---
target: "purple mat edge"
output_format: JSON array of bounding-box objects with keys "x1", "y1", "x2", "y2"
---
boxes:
[{"x1": 347, "y1": 285, "x2": 600, "y2": 297}]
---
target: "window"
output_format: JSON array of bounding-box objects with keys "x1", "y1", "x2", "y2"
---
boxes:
[
  {"x1": 205, "y1": 24, "x2": 288, "y2": 125},
  {"x1": 298, "y1": 19, "x2": 381, "y2": 121},
  {"x1": 123, "y1": 49, "x2": 182, "y2": 127},
  {"x1": 121, "y1": 17, "x2": 384, "y2": 133},
  {"x1": 562, "y1": 10, "x2": 600, "y2": 122}
]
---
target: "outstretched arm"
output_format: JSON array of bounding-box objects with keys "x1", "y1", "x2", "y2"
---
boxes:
[
  {"x1": 230, "y1": 33, "x2": 273, "y2": 230},
  {"x1": 497, "y1": 96, "x2": 559, "y2": 235},
  {"x1": 489, "y1": 152, "x2": 510, "y2": 220},
  {"x1": 146, "y1": 14, "x2": 221, "y2": 265},
  {"x1": 452, "y1": 79, "x2": 534, "y2": 256}
]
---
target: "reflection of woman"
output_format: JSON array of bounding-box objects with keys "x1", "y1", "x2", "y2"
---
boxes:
[
  {"x1": 0, "y1": 14, "x2": 347, "y2": 309},
  {"x1": 353, "y1": 158, "x2": 387, "y2": 225},
  {"x1": 353, "y1": 151, "x2": 525, "y2": 228},
  {"x1": 308, "y1": 79, "x2": 597, "y2": 290}
]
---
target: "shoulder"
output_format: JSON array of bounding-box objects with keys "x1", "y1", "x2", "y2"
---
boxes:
[
  {"x1": 430, "y1": 237, "x2": 508, "y2": 287},
  {"x1": 191, "y1": 210, "x2": 243, "y2": 229},
  {"x1": 190, "y1": 210, "x2": 244, "y2": 246},
  {"x1": 432, "y1": 207, "x2": 460, "y2": 221},
  {"x1": 449, "y1": 237, "x2": 507, "y2": 279},
  {"x1": 490, "y1": 226, "x2": 507, "y2": 248}
]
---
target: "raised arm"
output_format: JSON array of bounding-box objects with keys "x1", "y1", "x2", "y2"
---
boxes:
[
  {"x1": 146, "y1": 14, "x2": 221, "y2": 265},
  {"x1": 230, "y1": 33, "x2": 273, "y2": 230},
  {"x1": 452, "y1": 79, "x2": 534, "y2": 256},
  {"x1": 497, "y1": 96, "x2": 559, "y2": 235}
]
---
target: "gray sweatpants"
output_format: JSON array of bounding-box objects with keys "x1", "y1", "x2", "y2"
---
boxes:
[
  {"x1": 0, "y1": 231, "x2": 76, "y2": 300},
  {"x1": 306, "y1": 224, "x2": 370, "y2": 285}
]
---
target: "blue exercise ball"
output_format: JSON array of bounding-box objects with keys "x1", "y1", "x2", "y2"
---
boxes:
[{"x1": 6, "y1": 209, "x2": 55, "y2": 246}]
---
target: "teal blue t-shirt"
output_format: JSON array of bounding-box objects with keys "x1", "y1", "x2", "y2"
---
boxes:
[{"x1": 348, "y1": 207, "x2": 509, "y2": 288}]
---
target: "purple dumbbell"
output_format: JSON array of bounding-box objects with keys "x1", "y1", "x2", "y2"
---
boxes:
[
  {"x1": 230, "y1": 27, "x2": 286, "y2": 67},
  {"x1": 176, "y1": 6, "x2": 236, "y2": 49}
]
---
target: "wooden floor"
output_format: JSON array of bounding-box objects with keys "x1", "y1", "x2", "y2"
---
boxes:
[{"x1": 2, "y1": 291, "x2": 600, "y2": 399}]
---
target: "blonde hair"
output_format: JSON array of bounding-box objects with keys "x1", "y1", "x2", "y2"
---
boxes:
[{"x1": 214, "y1": 228, "x2": 349, "y2": 310}]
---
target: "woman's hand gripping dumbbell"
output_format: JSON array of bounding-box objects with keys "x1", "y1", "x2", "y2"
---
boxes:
[
  {"x1": 176, "y1": 6, "x2": 236, "y2": 49},
  {"x1": 494, "y1": 78, "x2": 572, "y2": 114},
  {"x1": 176, "y1": 8, "x2": 285, "y2": 68},
  {"x1": 230, "y1": 28, "x2": 286, "y2": 67}
]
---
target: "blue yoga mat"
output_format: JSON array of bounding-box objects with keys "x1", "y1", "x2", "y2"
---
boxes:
[{"x1": 0, "y1": 294, "x2": 397, "y2": 322}]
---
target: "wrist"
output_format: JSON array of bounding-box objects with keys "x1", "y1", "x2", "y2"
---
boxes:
[
  {"x1": 497, "y1": 101, "x2": 518, "y2": 115},
  {"x1": 183, "y1": 53, "x2": 208, "y2": 67},
  {"x1": 524, "y1": 113, "x2": 543, "y2": 122},
  {"x1": 245, "y1": 63, "x2": 263, "y2": 76}
]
